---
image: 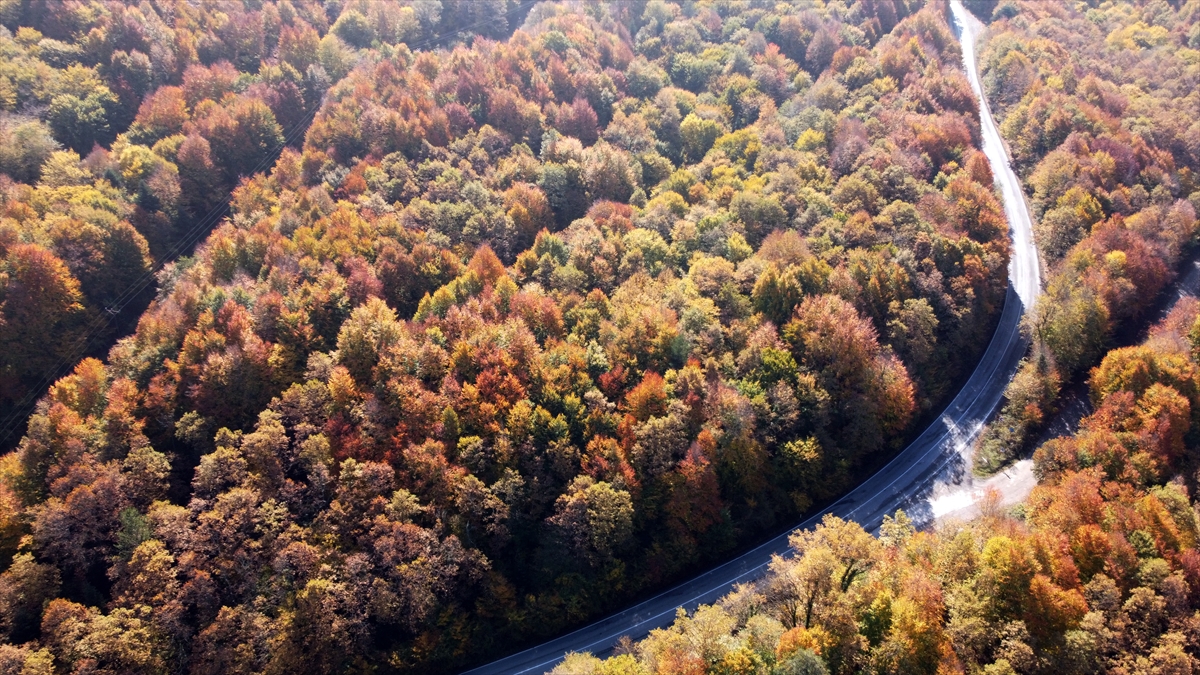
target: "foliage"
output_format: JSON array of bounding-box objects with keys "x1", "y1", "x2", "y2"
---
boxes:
[
  {"x1": 0, "y1": 1, "x2": 339, "y2": 437},
  {"x1": 974, "y1": 0, "x2": 1200, "y2": 474},
  {"x1": 0, "y1": 0, "x2": 1027, "y2": 672},
  {"x1": 581, "y1": 300, "x2": 1200, "y2": 675},
  {"x1": 0, "y1": 0, "x2": 526, "y2": 444}
]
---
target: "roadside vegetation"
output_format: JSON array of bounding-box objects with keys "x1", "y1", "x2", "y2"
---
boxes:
[
  {"x1": 970, "y1": 0, "x2": 1200, "y2": 474},
  {"x1": 559, "y1": 3, "x2": 1200, "y2": 674},
  {"x1": 0, "y1": 0, "x2": 1023, "y2": 671},
  {"x1": 558, "y1": 289, "x2": 1200, "y2": 675},
  {"x1": 0, "y1": 0, "x2": 1194, "y2": 673}
]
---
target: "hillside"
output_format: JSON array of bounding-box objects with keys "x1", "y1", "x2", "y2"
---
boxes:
[
  {"x1": 559, "y1": 289, "x2": 1200, "y2": 675},
  {"x1": 973, "y1": 0, "x2": 1200, "y2": 472},
  {"x1": 554, "y1": 1, "x2": 1200, "y2": 674},
  {"x1": 0, "y1": 1, "x2": 1023, "y2": 672}
]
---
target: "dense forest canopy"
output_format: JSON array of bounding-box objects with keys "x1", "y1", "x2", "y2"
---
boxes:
[
  {"x1": 0, "y1": 0, "x2": 1032, "y2": 672},
  {"x1": 563, "y1": 1, "x2": 1200, "y2": 675},
  {"x1": 973, "y1": 0, "x2": 1200, "y2": 472},
  {"x1": 563, "y1": 294, "x2": 1200, "y2": 675},
  {"x1": 0, "y1": 0, "x2": 332, "y2": 444},
  {"x1": 0, "y1": 0, "x2": 533, "y2": 447}
]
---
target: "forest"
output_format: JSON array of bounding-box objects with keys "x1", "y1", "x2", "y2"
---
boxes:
[
  {"x1": 563, "y1": 288, "x2": 1200, "y2": 675},
  {"x1": 0, "y1": 0, "x2": 1193, "y2": 674},
  {"x1": 972, "y1": 0, "x2": 1200, "y2": 472},
  {"x1": 0, "y1": 0, "x2": 531, "y2": 447},
  {"x1": 559, "y1": 1, "x2": 1200, "y2": 674}
]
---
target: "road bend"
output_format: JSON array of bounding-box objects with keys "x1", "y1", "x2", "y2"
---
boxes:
[{"x1": 462, "y1": 4, "x2": 1040, "y2": 673}]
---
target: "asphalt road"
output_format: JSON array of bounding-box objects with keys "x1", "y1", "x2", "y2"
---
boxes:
[{"x1": 461, "y1": 5, "x2": 1041, "y2": 673}]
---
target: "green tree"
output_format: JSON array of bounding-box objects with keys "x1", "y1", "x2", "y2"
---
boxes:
[
  {"x1": 336, "y1": 298, "x2": 403, "y2": 385},
  {"x1": 548, "y1": 476, "x2": 634, "y2": 565},
  {"x1": 46, "y1": 66, "x2": 118, "y2": 153},
  {"x1": 680, "y1": 113, "x2": 722, "y2": 162},
  {"x1": 0, "y1": 118, "x2": 59, "y2": 181}
]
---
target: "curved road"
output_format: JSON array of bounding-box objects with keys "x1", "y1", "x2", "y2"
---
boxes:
[{"x1": 462, "y1": 5, "x2": 1039, "y2": 673}]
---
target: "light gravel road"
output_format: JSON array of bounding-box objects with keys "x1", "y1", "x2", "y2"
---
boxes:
[{"x1": 462, "y1": 5, "x2": 1040, "y2": 673}]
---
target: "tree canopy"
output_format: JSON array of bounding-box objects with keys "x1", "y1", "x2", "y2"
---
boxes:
[
  {"x1": 0, "y1": 0, "x2": 1193, "y2": 673},
  {"x1": 567, "y1": 295, "x2": 1200, "y2": 675}
]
